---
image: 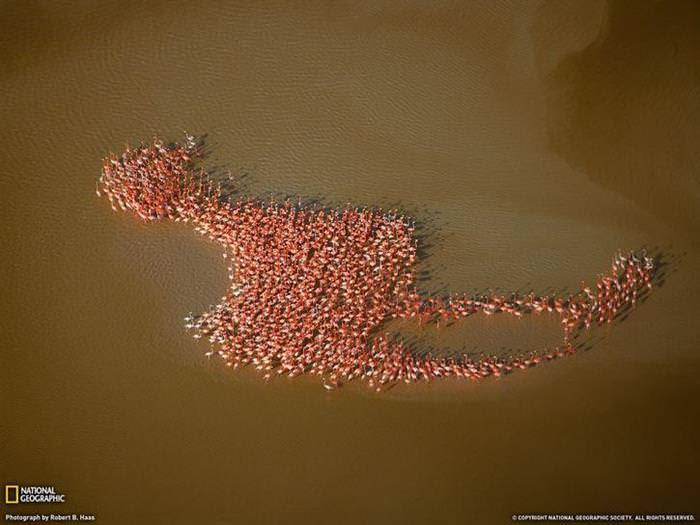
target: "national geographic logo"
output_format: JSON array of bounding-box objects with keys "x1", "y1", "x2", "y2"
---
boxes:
[
  {"x1": 4, "y1": 485, "x2": 66, "y2": 504},
  {"x1": 5, "y1": 485, "x2": 18, "y2": 504}
]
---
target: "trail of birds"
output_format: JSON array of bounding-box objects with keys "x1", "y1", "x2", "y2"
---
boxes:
[{"x1": 97, "y1": 136, "x2": 655, "y2": 391}]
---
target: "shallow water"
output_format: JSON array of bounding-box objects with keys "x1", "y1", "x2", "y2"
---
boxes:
[{"x1": 1, "y1": 1, "x2": 699, "y2": 523}]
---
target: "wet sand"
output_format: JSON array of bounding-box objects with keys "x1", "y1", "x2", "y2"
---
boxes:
[{"x1": 1, "y1": 1, "x2": 699, "y2": 523}]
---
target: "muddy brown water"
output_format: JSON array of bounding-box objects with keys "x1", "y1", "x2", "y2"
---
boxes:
[{"x1": 1, "y1": 1, "x2": 699, "y2": 523}]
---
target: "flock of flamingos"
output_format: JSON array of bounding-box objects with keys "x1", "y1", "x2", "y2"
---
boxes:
[{"x1": 96, "y1": 135, "x2": 656, "y2": 391}]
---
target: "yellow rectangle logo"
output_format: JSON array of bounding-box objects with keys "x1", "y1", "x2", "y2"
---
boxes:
[{"x1": 5, "y1": 485, "x2": 19, "y2": 504}]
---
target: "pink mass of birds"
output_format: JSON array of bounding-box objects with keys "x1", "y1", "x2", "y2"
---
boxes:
[{"x1": 97, "y1": 136, "x2": 656, "y2": 391}]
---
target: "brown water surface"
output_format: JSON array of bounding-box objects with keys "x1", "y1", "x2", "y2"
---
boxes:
[{"x1": 2, "y1": 1, "x2": 699, "y2": 523}]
